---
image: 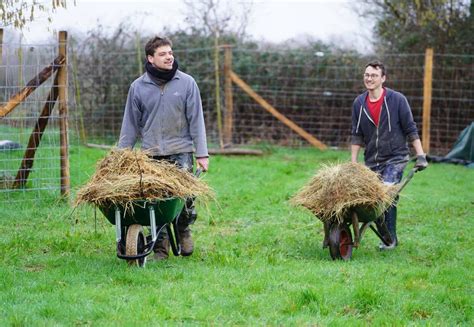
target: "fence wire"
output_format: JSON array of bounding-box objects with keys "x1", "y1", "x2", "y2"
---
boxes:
[
  {"x1": 75, "y1": 46, "x2": 473, "y2": 155},
  {"x1": 0, "y1": 41, "x2": 76, "y2": 204},
  {"x1": 1, "y1": 38, "x2": 473, "y2": 204}
]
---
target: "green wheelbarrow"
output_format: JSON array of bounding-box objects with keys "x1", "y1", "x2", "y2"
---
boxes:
[
  {"x1": 325, "y1": 167, "x2": 419, "y2": 260},
  {"x1": 99, "y1": 197, "x2": 185, "y2": 267}
]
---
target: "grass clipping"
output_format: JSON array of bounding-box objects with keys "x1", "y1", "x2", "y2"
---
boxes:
[
  {"x1": 291, "y1": 162, "x2": 398, "y2": 223},
  {"x1": 75, "y1": 148, "x2": 212, "y2": 209}
]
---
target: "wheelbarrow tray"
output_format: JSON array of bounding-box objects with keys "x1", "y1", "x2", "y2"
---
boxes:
[
  {"x1": 317, "y1": 204, "x2": 385, "y2": 225},
  {"x1": 99, "y1": 198, "x2": 185, "y2": 227},
  {"x1": 350, "y1": 205, "x2": 385, "y2": 223}
]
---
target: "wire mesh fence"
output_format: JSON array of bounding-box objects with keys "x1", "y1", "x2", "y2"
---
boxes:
[
  {"x1": 0, "y1": 39, "x2": 74, "y2": 204},
  {"x1": 75, "y1": 45, "x2": 473, "y2": 154},
  {"x1": 1, "y1": 33, "x2": 473, "y2": 204}
]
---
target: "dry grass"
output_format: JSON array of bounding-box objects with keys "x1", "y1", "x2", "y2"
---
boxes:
[
  {"x1": 75, "y1": 148, "x2": 212, "y2": 208},
  {"x1": 291, "y1": 162, "x2": 397, "y2": 223}
]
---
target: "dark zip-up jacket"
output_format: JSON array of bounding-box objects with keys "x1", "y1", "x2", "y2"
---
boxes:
[{"x1": 351, "y1": 87, "x2": 420, "y2": 169}]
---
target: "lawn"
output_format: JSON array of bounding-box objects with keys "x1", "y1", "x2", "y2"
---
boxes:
[{"x1": 0, "y1": 146, "x2": 472, "y2": 325}]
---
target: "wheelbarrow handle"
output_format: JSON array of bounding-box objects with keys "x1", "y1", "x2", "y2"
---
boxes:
[
  {"x1": 397, "y1": 167, "x2": 419, "y2": 194},
  {"x1": 195, "y1": 167, "x2": 203, "y2": 178}
]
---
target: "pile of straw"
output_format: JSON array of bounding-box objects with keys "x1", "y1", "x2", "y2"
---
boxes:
[
  {"x1": 291, "y1": 162, "x2": 397, "y2": 223},
  {"x1": 75, "y1": 148, "x2": 212, "y2": 208}
]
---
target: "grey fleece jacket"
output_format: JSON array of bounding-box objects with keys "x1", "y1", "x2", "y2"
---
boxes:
[
  {"x1": 118, "y1": 70, "x2": 208, "y2": 157},
  {"x1": 351, "y1": 87, "x2": 420, "y2": 169}
]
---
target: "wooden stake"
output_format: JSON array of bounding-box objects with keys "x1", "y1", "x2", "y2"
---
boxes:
[
  {"x1": 136, "y1": 32, "x2": 143, "y2": 75},
  {"x1": 223, "y1": 45, "x2": 234, "y2": 146},
  {"x1": 214, "y1": 33, "x2": 224, "y2": 149},
  {"x1": 230, "y1": 71, "x2": 327, "y2": 150},
  {"x1": 0, "y1": 55, "x2": 65, "y2": 117},
  {"x1": 70, "y1": 39, "x2": 87, "y2": 143},
  {"x1": 13, "y1": 73, "x2": 60, "y2": 188},
  {"x1": 422, "y1": 48, "x2": 433, "y2": 153},
  {"x1": 58, "y1": 31, "x2": 70, "y2": 198},
  {"x1": 0, "y1": 29, "x2": 3, "y2": 66}
]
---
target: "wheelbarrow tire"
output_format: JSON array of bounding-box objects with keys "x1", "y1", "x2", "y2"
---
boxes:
[
  {"x1": 328, "y1": 223, "x2": 353, "y2": 261},
  {"x1": 125, "y1": 224, "x2": 146, "y2": 267}
]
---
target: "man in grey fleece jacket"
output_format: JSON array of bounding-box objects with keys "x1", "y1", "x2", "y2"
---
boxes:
[
  {"x1": 118, "y1": 36, "x2": 209, "y2": 260},
  {"x1": 350, "y1": 60, "x2": 428, "y2": 250}
]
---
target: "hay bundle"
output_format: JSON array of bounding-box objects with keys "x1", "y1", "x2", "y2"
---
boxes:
[
  {"x1": 291, "y1": 162, "x2": 398, "y2": 223},
  {"x1": 75, "y1": 148, "x2": 212, "y2": 208}
]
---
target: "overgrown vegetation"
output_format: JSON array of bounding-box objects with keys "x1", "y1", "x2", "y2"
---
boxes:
[
  {"x1": 0, "y1": 146, "x2": 472, "y2": 325},
  {"x1": 69, "y1": 12, "x2": 472, "y2": 153},
  {"x1": 357, "y1": 0, "x2": 473, "y2": 53}
]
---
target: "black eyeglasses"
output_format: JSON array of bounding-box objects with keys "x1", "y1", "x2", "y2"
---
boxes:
[{"x1": 364, "y1": 73, "x2": 381, "y2": 79}]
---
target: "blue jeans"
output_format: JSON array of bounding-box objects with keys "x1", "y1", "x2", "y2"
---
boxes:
[
  {"x1": 372, "y1": 162, "x2": 407, "y2": 243},
  {"x1": 151, "y1": 153, "x2": 197, "y2": 236}
]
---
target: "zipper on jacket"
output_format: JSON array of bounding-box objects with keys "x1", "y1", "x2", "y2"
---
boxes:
[
  {"x1": 160, "y1": 84, "x2": 167, "y2": 96},
  {"x1": 375, "y1": 100, "x2": 383, "y2": 167},
  {"x1": 375, "y1": 125, "x2": 379, "y2": 167}
]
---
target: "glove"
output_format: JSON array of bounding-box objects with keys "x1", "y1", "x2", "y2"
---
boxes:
[{"x1": 415, "y1": 154, "x2": 428, "y2": 171}]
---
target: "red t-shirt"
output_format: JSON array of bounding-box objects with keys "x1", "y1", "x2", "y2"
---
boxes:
[{"x1": 366, "y1": 88, "x2": 385, "y2": 126}]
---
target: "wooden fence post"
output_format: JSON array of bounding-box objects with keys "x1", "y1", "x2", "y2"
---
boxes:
[
  {"x1": 223, "y1": 45, "x2": 233, "y2": 146},
  {"x1": 0, "y1": 29, "x2": 3, "y2": 66},
  {"x1": 136, "y1": 32, "x2": 143, "y2": 75},
  {"x1": 214, "y1": 33, "x2": 224, "y2": 149},
  {"x1": 422, "y1": 48, "x2": 433, "y2": 153},
  {"x1": 58, "y1": 31, "x2": 70, "y2": 198}
]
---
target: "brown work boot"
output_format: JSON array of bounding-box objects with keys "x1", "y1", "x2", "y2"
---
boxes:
[
  {"x1": 151, "y1": 238, "x2": 169, "y2": 261},
  {"x1": 179, "y1": 227, "x2": 194, "y2": 256}
]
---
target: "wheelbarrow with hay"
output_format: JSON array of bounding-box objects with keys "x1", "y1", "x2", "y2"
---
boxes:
[
  {"x1": 97, "y1": 168, "x2": 203, "y2": 267},
  {"x1": 324, "y1": 167, "x2": 419, "y2": 260},
  {"x1": 75, "y1": 149, "x2": 211, "y2": 267},
  {"x1": 99, "y1": 197, "x2": 185, "y2": 267},
  {"x1": 291, "y1": 162, "x2": 419, "y2": 261}
]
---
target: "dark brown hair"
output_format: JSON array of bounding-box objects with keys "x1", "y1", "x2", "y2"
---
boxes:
[
  {"x1": 365, "y1": 60, "x2": 386, "y2": 76},
  {"x1": 145, "y1": 36, "x2": 173, "y2": 57}
]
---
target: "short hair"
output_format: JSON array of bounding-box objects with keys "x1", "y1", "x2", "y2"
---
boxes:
[
  {"x1": 365, "y1": 60, "x2": 386, "y2": 76},
  {"x1": 145, "y1": 36, "x2": 173, "y2": 57}
]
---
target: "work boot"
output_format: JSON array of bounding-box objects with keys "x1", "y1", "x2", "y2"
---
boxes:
[
  {"x1": 179, "y1": 227, "x2": 194, "y2": 256},
  {"x1": 151, "y1": 238, "x2": 169, "y2": 261}
]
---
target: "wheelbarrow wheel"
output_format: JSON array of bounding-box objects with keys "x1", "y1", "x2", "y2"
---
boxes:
[
  {"x1": 125, "y1": 224, "x2": 146, "y2": 267},
  {"x1": 328, "y1": 223, "x2": 353, "y2": 261}
]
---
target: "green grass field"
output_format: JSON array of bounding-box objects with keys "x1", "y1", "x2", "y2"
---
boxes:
[{"x1": 0, "y1": 146, "x2": 472, "y2": 325}]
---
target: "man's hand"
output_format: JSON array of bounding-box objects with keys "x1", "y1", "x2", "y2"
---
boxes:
[
  {"x1": 196, "y1": 157, "x2": 209, "y2": 172},
  {"x1": 415, "y1": 154, "x2": 428, "y2": 171}
]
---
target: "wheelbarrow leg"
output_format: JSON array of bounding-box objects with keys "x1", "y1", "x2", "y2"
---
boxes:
[
  {"x1": 322, "y1": 221, "x2": 330, "y2": 249},
  {"x1": 352, "y1": 212, "x2": 361, "y2": 248},
  {"x1": 115, "y1": 207, "x2": 122, "y2": 244},
  {"x1": 167, "y1": 223, "x2": 181, "y2": 256},
  {"x1": 149, "y1": 206, "x2": 157, "y2": 245},
  {"x1": 369, "y1": 219, "x2": 393, "y2": 246},
  {"x1": 114, "y1": 207, "x2": 126, "y2": 256}
]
